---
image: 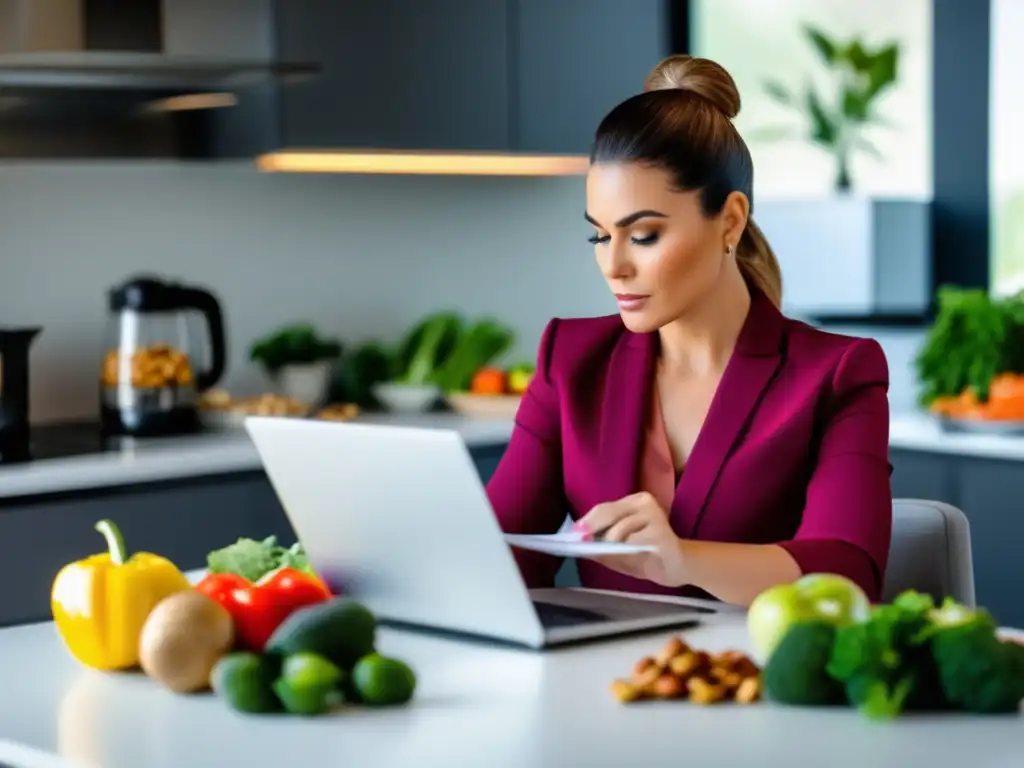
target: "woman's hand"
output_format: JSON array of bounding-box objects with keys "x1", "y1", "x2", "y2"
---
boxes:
[{"x1": 576, "y1": 492, "x2": 688, "y2": 588}]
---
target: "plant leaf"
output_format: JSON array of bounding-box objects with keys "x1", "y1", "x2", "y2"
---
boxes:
[
  {"x1": 842, "y1": 86, "x2": 872, "y2": 122},
  {"x1": 806, "y1": 87, "x2": 838, "y2": 147},
  {"x1": 803, "y1": 25, "x2": 838, "y2": 63},
  {"x1": 844, "y1": 40, "x2": 872, "y2": 71},
  {"x1": 867, "y1": 43, "x2": 899, "y2": 96},
  {"x1": 763, "y1": 78, "x2": 795, "y2": 105}
]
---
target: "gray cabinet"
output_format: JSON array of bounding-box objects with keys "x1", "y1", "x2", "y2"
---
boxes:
[
  {"x1": 276, "y1": 0, "x2": 511, "y2": 151},
  {"x1": 272, "y1": 0, "x2": 672, "y2": 154},
  {"x1": 889, "y1": 449, "x2": 957, "y2": 504},
  {"x1": 514, "y1": 0, "x2": 669, "y2": 153},
  {"x1": 890, "y1": 448, "x2": 1024, "y2": 628},
  {"x1": 957, "y1": 458, "x2": 1024, "y2": 630}
]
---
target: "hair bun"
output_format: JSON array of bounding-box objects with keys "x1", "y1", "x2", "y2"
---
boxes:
[{"x1": 644, "y1": 55, "x2": 741, "y2": 119}]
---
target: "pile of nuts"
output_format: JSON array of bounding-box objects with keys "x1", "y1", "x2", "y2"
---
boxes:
[
  {"x1": 610, "y1": 636, "x2": 762, "y2": 706},
  {"x1": 316, "y1": 403, "x2": 361, "y2": 422},
  {"x1": 199, "y1": 390, "x2": 311, "y2": 417},
  {"x1": 101, "y1": 345, "x2": 195, "y2": 389}
]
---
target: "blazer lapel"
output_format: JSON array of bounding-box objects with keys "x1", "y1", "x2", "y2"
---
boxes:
[
  {"x1": 673, "y1": 291, "x2": 787, "y2": 537},
  {"x1": 600, "y1": 330, "x2": 657, "y2": 503}
]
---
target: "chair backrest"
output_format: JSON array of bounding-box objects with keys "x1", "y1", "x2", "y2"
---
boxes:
[{"x1": 884, "y1": 499, "x2": 976, "y2": 607}]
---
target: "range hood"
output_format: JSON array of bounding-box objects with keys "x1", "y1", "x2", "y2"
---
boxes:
[
  {"x1": 0, "y1": 0, "x2": 317, "y2": 160},
  {"x1": 0, "y1": 0, "x2": 316, "y2": 91}
]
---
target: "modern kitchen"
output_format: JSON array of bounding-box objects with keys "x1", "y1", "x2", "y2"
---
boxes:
[
  {"x1": 0, "y1": 0, "x2": 1022, "y2": 765},
  {"x1": 0, "y1": 1, "x2": 1021, "y2": 628}
]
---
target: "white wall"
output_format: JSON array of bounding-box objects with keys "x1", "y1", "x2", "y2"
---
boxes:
[
  {"x1": 0, "y1": 163, "x2": 922, "y2": 423},
  {"x1": 0, "y1": 163, "x2": 604, "y2": 422}
]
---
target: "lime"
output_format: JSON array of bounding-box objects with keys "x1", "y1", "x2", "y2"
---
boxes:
[
  {"x1": 210, "y1": 652, "x2": 281, "y2": 714},
  {"x1": 351, "y1": 653, "x2": 417, "y2": 706},
  {"x1": 273, "y1": 652, "x2": 344, "y2": 716}
]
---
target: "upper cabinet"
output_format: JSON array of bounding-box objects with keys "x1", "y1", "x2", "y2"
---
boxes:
[
  {"x1": 276, "y1": 0, "x2": 511, "y2": 151},
  {"x1": 514, "y1": 0, "x2": 670, "y2": 154},
  {"x1": 272, "y1": 0, "x2": 673, "y2": 155}
]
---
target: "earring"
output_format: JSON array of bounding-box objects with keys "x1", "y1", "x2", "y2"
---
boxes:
[{"x1": 725, "y1": 244, "x2": 734, "y2": 256}]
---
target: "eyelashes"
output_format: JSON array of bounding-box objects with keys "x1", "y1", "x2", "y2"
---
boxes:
[{"x1": 587, "y1": 233, "x2": 660, "y2": 246}]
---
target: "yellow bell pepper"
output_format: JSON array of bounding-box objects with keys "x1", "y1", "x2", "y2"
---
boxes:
[{"x1": 51, "y1": 519, "x2": 190, "y2": 671}]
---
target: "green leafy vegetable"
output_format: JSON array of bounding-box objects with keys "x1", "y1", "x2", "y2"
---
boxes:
[
  {"x1": 250, "y1": 323, "x2": 343, "y2": 374},
  {"x1": 817, "y1": 590, "x2": 1024, "y2": 720},
  {"x1": 393, "y1": 312, "x2": 464, "y2": 386},
  {"x1": 387, "y1": 312, "x2": 514, "y2": 392},
  {"x1": 927, "y1": 599, "x2": 1024, "y2": 713},
  {"x1": 207, "y1": 535, "x2": 313, "y2": 583},
  {"x1": 332, "y1": 342, "x2": 396, "y2": 408},
  {"x1": 915, "y1": 286, "x2": 1024, "y2": 406},
  {"x1": 826, "y1": 591, "x2": 941, "y2": 720},
  {"x1": 433, "y1": 318, "x2": 515, "y2": 392}
]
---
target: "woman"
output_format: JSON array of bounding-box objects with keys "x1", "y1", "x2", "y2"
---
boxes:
[{"x1": 486, "y1": 55, "x2": 892, "y2": 607}]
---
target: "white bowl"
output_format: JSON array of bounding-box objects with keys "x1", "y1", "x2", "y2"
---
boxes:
[
  {"x1": 447, "y1": 392, "x2": 522, "y2": 419},
  {"x1": 371, "y1": 382, "x2": 440, "y2": 413}
]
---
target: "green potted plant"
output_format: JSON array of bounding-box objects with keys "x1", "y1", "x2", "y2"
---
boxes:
[
  {"x1": 249, "y1": 323, "x2": 342, "y2": 406},
  {"x1": 755, "y1": 26, "x2": 900, "y2": 192}
]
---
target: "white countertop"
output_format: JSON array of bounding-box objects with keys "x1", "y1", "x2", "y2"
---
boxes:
[
  {"x1": 0, "y1": 413, "x2": 515, "y2": 500},
  {"x1": 0, "y1": 601, "x2": 1020, "y2": 768},
  {"x1": 889, "y1": 412, "x2": 1024, "y2": 461},
  {"x1": 2, "y1": 411, "x2": 1024, "y2": 502}
]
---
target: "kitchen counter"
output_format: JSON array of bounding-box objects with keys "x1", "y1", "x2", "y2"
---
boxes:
[
  {"x1": 3, "y1": 411, "x2": 1024, "y2": 502},
  {"x1": 889, "y1": 412, "x2": 1024, "y2": 461},
  {"x1": 0, "y1": 599, "x2": 1020, "y2": 768},
  {"x1": 0, "y1": 413, "x2": 515, "y2": 500}
]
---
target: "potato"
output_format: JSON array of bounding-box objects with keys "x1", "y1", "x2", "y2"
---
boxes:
[{"x1": 139, "y1": 591, "x2": 235, "y2": 694}]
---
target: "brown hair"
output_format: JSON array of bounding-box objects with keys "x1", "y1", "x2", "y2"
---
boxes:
[{"x1": 590, "y1": 55, "x2": 783, "y2": 308}]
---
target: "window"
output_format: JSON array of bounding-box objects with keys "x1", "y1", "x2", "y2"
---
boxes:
[
  {"x1": 991, "y1": 0, "x2": 1024, "y2": 296},
  {"x1": 690, "y1": 0, "x2": 932, "y2": 199}
]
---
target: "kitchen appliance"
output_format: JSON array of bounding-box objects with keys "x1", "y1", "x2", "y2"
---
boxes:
[
  {"x1": 101, "y1": 276, "x2": 226, "y2": 437},
  {"x1": 0, "y1": 327, "x2": 41, "y2": 462}
]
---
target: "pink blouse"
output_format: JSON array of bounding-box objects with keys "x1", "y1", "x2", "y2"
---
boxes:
[{"x1": 638, "y1": 383, "x2": 679, "y2": 510}]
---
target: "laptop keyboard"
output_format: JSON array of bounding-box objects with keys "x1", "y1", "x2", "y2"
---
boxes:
[{"x1": 532, "y1": 600, "x2": 610, "y2": 628}]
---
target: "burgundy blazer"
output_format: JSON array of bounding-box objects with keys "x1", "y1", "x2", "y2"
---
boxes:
[{"x1": 486, "y1": 290, "x2": 893, "y2": 602}]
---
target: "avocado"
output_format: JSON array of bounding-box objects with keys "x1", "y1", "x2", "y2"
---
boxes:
[{"x1": 265, "y1": 597, "x2": 377, "y2": 671}]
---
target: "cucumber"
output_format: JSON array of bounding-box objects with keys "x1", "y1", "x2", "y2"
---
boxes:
[{"x1": 266, "y1": 598, "x2": 377, "y2": 671}]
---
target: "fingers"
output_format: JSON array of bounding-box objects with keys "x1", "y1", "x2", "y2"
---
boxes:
[
  {"x1": 578, "y1": 492, "x2": 659, "y2": 537},
  {"x1": 601, "y1": 513, "x2": 649, "y2": 543}
]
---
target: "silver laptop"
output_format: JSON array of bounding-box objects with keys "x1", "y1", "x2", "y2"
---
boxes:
[{"x1": 244, "y1": 417, "x2": 715, "y2": 648}]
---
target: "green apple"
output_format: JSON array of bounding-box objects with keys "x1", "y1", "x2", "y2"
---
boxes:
[{"x1": 747, "y1": 574, "x2": 871, "y2": 665}]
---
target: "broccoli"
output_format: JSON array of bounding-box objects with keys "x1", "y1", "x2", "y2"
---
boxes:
[
  {"x1": 927, "y1": 599, "x2": 1024, "y2": 714},
  {"x1": 762, "y1": 621, "x2": 845, "y2": 706},
  {"x1": 826, "y1": 590, "x2": 941, "y2": 720}
]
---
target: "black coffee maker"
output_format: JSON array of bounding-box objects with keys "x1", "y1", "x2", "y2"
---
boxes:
[{"x1": 0, "y1": 328, "x2": 41, "y2": 462}]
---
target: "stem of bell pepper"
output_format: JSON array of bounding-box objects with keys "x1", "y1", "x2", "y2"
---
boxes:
[{"x1": 95, "y1": 519, "x2": 128, "y2": 566}]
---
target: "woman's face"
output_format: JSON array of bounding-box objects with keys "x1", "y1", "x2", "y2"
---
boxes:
[{"x1": 585, "y1": 162, "x2": 746, "y2": 333}]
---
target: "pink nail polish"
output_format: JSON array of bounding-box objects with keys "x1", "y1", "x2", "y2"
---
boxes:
[{"x1": 572, "y1": 520, "x2": 593, "y2": 539}]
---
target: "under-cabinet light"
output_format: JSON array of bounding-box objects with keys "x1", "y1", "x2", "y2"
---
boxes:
[{"x1": 255, "y1": 150, "x2": 590, "y2": 176}]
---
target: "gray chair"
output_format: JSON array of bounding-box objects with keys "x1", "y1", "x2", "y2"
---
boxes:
[
  {"x1": 554, "y1": 498, "x2": 977, "y2": 606},
  {"x1": 885, "y1": 498, "x2": 975, "y2": 607}
]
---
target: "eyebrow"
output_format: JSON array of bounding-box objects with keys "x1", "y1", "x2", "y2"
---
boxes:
[{"x1": 584, "y1": 209, "x2": 668, "y2": 229}]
